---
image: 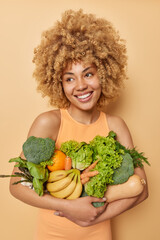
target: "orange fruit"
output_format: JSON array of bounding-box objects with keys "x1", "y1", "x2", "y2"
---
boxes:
[{"x1": 47, "y1": 150, "x2": 66, "y2": 171}]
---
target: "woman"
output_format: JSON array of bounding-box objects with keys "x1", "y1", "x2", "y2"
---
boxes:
[{"x1": 10, "y1": 9, "x2": 148, "y2": 240}]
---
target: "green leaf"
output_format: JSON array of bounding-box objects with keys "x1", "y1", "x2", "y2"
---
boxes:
[
  {"x1": 108, "y1": 131, "x2": 116, "y2": 138},
  {"x1": 42, "y1": 169, "x2": 49, "y2": 183},
  {"x1": 26, "y1": 162, "x2": 46, "y2": 180},
  {"x1": 129, "y1": 148, "x2": 150, "y2": 168},
  {"x1": 9, "y1": 157, "x2": 27, "y2": 168},
  {"x1": 40, "y1": 159, "x2": 53, "y2": 168},
  {"x1": 114, "y1": 139, "x2": 150, "y2": 168},
  {"x1": 32, "y1": 178, "x2": 44, "y2": 196}
]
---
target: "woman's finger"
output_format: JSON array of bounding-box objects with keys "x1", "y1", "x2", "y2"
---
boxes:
[{"x1": 96, "y1": 202, "x2": 108, "y2": 215}]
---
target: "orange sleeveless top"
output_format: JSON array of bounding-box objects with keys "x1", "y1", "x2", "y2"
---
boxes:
[{"x1": 34, "y1": 109, "x2": 112, "y2": 240}]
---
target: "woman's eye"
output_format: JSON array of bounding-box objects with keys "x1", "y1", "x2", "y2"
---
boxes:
[
  {"x1": 66, "y1": 77, "x2": 74, "y2": 82},
  {"x1": 85, "y1": 72, "x2": 93, "y2": 77}
]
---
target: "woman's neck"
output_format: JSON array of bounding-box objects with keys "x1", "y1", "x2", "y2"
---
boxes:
[{"x1": 67, "y1": 106, "x2": 100, "y2": 125}]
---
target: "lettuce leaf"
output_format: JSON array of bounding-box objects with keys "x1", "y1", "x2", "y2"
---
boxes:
[
  {"x1": 85, "y1": 135, "x2": 123, "y2": 198},
  {"x1": 60, "y1": 141, "x2": 93, "y2": 170}
]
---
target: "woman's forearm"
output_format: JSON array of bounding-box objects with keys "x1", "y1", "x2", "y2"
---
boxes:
[
  {"x1": 9, "y1": 167, "x2": 107, "y2": 223},
  {"x1": 74, "y1": 167, "x2": 149, "y2": 227},
  {"x1": 93, "y1": 196, "x2": 143, "y2": 224},
  {"x1": 85, "y1": 180, "x2": 148, "y2": 226},
  {"x1": 9, "y1": 166, "x2": 67, "y2": 211}
]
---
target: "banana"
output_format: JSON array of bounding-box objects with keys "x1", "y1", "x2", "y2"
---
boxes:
[
  {"x1": 47, "y1": 169, "x2": 73, "y2": 183},
  {"x1": 50, "y1": 174, "x2": 77, "y2": 199},
  {"x1": 66, "y1": 174, "x2": 83, "y2": 199},
  {"x1": 46, "y1": 172, "x2": 74, "y2": 192}
]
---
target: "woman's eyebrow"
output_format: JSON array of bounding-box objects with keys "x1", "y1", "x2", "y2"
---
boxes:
[
  {"x1": 63, "y1": 71, "x2": 74, "y2": 76},
  {"x1": 82, "y1": 66, "x2": 93, "y2": 73},
  {"x1": 63, "y1": 66, "x2": 93, "y2": 75}
]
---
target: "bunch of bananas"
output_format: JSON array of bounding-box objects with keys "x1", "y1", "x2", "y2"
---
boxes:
[{"x1": 46, "y1": 169, "x2": 83, "y2": 199}]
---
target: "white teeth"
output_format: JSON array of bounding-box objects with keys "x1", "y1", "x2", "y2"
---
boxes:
[{"x1": 77, "y1": 93, "x2": 91, "y2": 99}]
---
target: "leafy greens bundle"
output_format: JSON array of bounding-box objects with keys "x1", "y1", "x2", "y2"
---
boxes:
[
  {"x1": 1, "y1": 131, "x2": 149, "y2": 199},
  {"x1": 61, "y1": 131, "x2": 150, "y2": 198}
]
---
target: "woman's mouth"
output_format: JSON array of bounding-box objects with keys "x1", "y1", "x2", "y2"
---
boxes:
[{"x1": 75, "y1": 92, "x2": 93, "y2": 102}]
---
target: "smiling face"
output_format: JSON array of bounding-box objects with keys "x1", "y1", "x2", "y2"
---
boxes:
[{"x1": 62, "y1": 62, "x2": 102, "y2": 112}]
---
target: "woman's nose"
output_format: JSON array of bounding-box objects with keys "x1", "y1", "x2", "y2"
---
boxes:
[{"x1": 76, "y1": 78, "x2": 88, "y2": 91}]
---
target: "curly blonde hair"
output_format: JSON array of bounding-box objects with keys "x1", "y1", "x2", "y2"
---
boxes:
[{"x1": 33, "y1": 9, "x2": 127, "y2": 109}]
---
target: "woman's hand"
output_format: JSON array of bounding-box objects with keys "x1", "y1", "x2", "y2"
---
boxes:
[{"x1": 54, "y1": 196, "x2": 107, "y2": 225}]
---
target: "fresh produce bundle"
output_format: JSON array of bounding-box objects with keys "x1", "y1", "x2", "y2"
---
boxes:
[
  {"x1": 0, "y1": 136, "x2": 56, "y2": 196},
  {"x1": 60, "y1": 131, "x2": 150, "y2": 205},
  {"x1": 0, "y1": 131, "x2": 150, "y2": 203}
]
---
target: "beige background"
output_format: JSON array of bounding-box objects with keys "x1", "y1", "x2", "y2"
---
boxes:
[{"x1": 0, "y1": 0, "x2": 159, "y2": 239}]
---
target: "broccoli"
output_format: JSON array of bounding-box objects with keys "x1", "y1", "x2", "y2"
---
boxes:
[
  {"x1": 111, "y1": 153, "x2": 134, "y2": 185},
  {"x1": 23, "y1": 136, "x2": 55, "y2": 164}
]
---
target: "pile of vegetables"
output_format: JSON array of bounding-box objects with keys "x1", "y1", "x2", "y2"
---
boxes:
[
  {"x1": 60, "y1": 131, "x2": 150, "y2": 198},
  {"x1": 0, "y1": 131, "x2": 150, "y2": 203}
]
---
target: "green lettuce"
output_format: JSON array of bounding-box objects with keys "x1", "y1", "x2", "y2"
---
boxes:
[
  {"x1": 60, "y1": 141, "x2": 93, "y2": 170},
  {"x1": 84, "y1": 131, "x2": 149, "y2": 198},
  {"x1": 84, "y1": 134, "x2": 123, "y2": 198}
]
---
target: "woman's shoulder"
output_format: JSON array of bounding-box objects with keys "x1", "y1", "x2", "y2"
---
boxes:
[
  {"x1": 27, "y1": 109, "x2": 61, "y2": 140},
  {"x1": 106, "y1": 114, "x2": 127, "y2": 131},
  {"x1": 106, "y1": 113, "x2": 134, "y2": 148},
  {"x1": 35, "y1": 109, "x2": 61, "y2": 126}
]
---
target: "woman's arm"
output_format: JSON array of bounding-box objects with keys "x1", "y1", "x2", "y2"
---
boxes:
[
  {"x1": 56, "y1": 166, "x2": 147, "y2": 227},
  {"x1": 81, "y1": 166, "x2": 148, "y2": 226},
  {"x1": 10, "y1": 110, "x2": 63, "y2": 209},
  {"x1": 10, "y1": 166, "x2": 107, "y2": 222},
  {"x1": 9, "y1": 110, "x2": 107, "y2": 223}
]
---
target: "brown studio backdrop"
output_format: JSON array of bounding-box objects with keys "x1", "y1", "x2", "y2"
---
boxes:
[{"x1": 0, "y1": 0, "x2": 159, "y2": 239}]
